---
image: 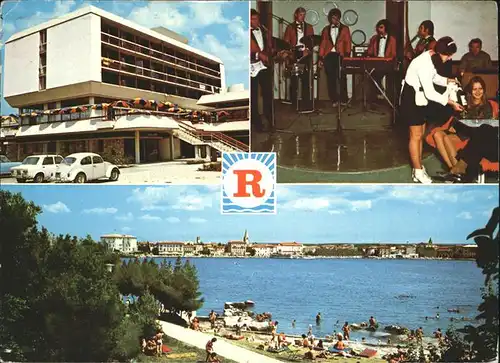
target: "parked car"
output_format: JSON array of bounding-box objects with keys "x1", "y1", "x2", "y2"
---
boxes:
[
  {"x1": 55, "y1": 152, "x2": 120, "y2": 183},
  {"x1": 0, "y1": 155, "x2": 22, "y2": 176},
  {"x1": 11, "y1": 154, "x2": 64, "y2": 183}
]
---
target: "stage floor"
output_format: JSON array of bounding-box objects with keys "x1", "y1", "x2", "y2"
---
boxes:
[{"x1": 251, "y1": 100, "x2": 412, "y2": 172}]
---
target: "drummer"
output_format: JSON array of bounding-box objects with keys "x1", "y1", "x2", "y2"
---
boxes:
[{"x1": 284, "y1": 7, "x2": 314, "y2": 107}]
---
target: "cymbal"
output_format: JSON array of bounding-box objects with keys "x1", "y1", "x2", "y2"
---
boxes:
[
  {"x1": 272, "y1": 36, "x2": 290, "y2": 51},
  {"x1": 300, "y1": 34, "x2": 322, "y2": 47}
]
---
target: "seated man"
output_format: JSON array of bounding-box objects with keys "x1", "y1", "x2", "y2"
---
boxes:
[{"x1": 459, "y1": 38, "x2": 493, "y2": 76}]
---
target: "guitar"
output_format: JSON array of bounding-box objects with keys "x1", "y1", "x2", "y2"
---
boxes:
[
  {"x1": 250, "y1": 50, "x2": 293, "y2": 78},
  {"x1": 251, "y1": 61, "x2": 267, "y2": 78}
]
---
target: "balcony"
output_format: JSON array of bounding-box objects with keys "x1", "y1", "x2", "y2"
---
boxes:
[
  {"x1": 101, "y1": 57, "x2": 221, "y2": 94},
  {"x1": 101, "y1": 31, "x2": 221, "y2": 78}
]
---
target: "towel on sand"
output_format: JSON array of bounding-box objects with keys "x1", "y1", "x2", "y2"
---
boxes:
[{"x1": 359, "y1": 348, "x2": 378, "y2": 358}]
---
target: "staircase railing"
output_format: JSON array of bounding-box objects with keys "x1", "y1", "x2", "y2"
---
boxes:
[{"x1": 177, "y1": 121, "x2": 249, "y2": 152}]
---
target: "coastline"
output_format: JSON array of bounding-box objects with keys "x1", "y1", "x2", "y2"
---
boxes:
[{"x1": 121, "y1": 254, "x2": 476, "y2": 262}]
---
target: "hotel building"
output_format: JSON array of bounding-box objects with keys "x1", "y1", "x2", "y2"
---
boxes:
[
  {"x1": 1, "y1": 5, "x2": 248, "y2": 163},
  {"x1": 100, "y1": 233, "x2": 138, "y2": 253}
]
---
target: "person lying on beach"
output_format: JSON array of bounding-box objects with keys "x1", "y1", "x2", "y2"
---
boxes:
[{"x1": 304, "y1": 347, "x2": 316, "y2": 360}]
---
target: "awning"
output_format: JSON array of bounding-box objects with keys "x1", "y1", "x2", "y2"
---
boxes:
[
  {"x1": 114, "y1": 114, "x2": 179, "y2": 130},
  {"x1": 16, "y1": 120, "x2": 115, "y2": 137}
]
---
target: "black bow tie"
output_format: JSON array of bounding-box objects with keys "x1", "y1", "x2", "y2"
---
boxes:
[
  {"x1": 380, "y1": 36, "x2": 386, "y2": 39},
  {"x1": 331, "y1": 25, "x2": 338, "y2": 29},
  {"x1": 252, "y1": 28, "x2": 260, "y2": 31}
]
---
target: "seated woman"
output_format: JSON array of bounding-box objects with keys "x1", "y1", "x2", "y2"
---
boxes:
[
  {"x1": 431, "y1": 76, "x2": 498, "y2": 179},
  {"x1": 301, "y1": 334, "x2": 310, "y2": 348},
  {"x1": 334, "y1": 335, "x2": 345, "y2": 350},
  {"x1": 314, "y1": 339, "x2": 324, "y2": 351}
]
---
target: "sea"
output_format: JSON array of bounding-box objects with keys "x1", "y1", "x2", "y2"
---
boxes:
[{"x1": 141, "y1": 257, "x2": 484, "y2": 342}]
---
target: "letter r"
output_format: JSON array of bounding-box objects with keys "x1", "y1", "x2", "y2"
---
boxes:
[{"x1": 233, "y1": 170, "x2": 265, "y2": 197}]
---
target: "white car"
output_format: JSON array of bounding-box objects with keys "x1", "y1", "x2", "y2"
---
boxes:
[
  {"x1": 55, "y1": 152, "x2": 120, "y2": 183},
  {"x1": 11, "y1": 154, "x2": 64, "y2": 183}
]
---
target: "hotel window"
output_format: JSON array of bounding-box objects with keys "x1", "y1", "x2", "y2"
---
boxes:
[{"x1": 39, "y1": 76, "x2": 46, "y2": 90}]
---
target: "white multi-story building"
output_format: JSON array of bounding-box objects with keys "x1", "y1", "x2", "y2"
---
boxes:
[
  {"x1": 252, "y1": 244, "x2": 276, "y2": 258},
  {"x1": 101, "y1": 233, "x2": 138, "y2": 253},
  {"x1": 277, "y1": 242, "x2": 303, "y2": 256},
  {"x1": 227, "y1": 241, "x2": 246, "y2": 256},
  {"x1": 1, "y1": 5, "x2": 248, "y2": 162},
  {"x1": 157, "y1": 242, "x2": 184, "y2": 255}
]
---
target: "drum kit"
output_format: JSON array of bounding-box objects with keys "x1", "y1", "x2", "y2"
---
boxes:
[{"x1": 273, "y1": 34, "x2": 322, "y2": 113}]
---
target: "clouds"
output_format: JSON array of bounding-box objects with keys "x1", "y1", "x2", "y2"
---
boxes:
[
  {"x1": 457, "y1": 212, "x2": 473, "y2": 220},
  {"x1": 2, "y1": 0, "x2": 77, "y2": 38},
  {"x1": 83, "y1": 207, "x2": 117, "y2": 214},
  {"x1": 127, "y1": 186, "x2": 215, "y2": 211},
  {"x1": 43, "y1": 201, "x2": 70, "y2": 214}
]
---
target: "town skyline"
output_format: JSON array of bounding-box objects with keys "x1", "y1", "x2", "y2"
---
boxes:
[{"x1": 2, "y1": 185, "x2": 497, "y2": 244}]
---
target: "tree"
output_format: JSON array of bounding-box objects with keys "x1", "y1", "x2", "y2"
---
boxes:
[
  {"x1": 246, "y1": 247, "x2": 256, "y2": 256},
  {"x1": 0, "y1": 191, "x2": 142, "y2": 362},
  {"x1": 439, "y1": 207, "x2": 499, "y2": 362}
]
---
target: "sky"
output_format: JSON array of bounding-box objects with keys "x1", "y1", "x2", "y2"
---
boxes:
[
  {"x1": 2, "y1": 184, "x2": 498, "y2": 244},
  {"x1": 0, "y1": 0, "x2": 249, "y2": 115}
]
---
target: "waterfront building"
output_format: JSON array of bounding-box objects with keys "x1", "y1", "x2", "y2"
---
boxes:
[
  {"x1": 157, "y1": 241, "x2": 184, "y2": 256},
  {"x1": 1, "y1": 5, "x2": 248, "y2": 162},
  {"x1": 252, "y1": 244, "x2": 275, "y2": 258},
  {"x1": 454, "y1": 245, "x2": 477, "y2": 259},
  {"x1": 277, "y1": 242, "x2": 303, "y2": 256},
  {"x1": 183, "y1": 243, "x2": 196, "y2": 256},
  {"x1": 101, "y1": 233, "x2": 137, "y2": 253},
  {"x1": 436, "y1": 246, "x2": 454, "y2": 259},
  {"x1": 227, "y1": 241, "x2": 246, "y2": 257},
  {"x1": 302, "y1": 245, "x2": 317, "y2": 255}
]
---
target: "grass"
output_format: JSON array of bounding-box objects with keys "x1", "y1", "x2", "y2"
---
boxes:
[{"x1": 137, "y1": 336, "x2": 238, "y2": 363}]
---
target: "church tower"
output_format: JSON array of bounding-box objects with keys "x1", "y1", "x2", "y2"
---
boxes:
[{"x1": 243, "y1": 229, "x2": 250, "y2": 244}]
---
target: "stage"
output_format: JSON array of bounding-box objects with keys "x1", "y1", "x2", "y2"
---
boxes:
[{"x1": 251, "y1": 100, "x2": 451, "y2": 183}]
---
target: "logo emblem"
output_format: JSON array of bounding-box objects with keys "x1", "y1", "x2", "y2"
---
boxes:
[{"x1": 221, "y1": 152, "x2": 276, "y2": 214}]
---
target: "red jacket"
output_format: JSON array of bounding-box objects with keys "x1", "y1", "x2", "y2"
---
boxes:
[
  {"x1": 319, "y1": 23, "x2": 351, "y2": 58},
  {"x1": 367, "y1": 34, "x2": 397, "y2": 59},
  {"x1": 284, "y1": 22, "x2": 314, "y2": 47}
]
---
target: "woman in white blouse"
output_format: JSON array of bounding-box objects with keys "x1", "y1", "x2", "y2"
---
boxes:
[{"x1": 400, "y1": 36, "x2": 464, "y2": 183}]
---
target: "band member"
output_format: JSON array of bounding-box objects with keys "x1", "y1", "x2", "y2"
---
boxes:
[
  {"x1": 367, "y1": 19, "x2": 396, "y2": 59},
  {"x1": 366, "y1": 19, "x2": 397, "y2": 100},
  {"x1": 400, "y1": 36, "x2": 464, "y2": 183},
  {"x1": 250, "y1": 9, "x2": 273, "y2": 131},
  {"x1": 318, "y1": 9, "x2": 351, "y2": 107},
  {"x1": 405, "y1": 20, "x2": 436, "y2": 62},
  {"x1": 284, "y1": 7, "x2": 314, "y2": 106}
]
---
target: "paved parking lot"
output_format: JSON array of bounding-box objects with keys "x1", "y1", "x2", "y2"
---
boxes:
[{"x1": 1, "y1": 160, "x2": 220, "y2": 185}]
